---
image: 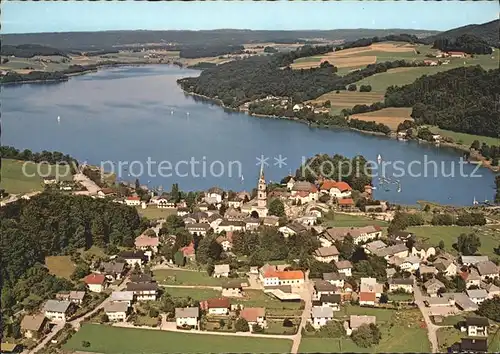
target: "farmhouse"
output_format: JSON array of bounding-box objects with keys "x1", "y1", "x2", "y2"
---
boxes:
[
  {"x1": 388, "y1": 278, "x2": 414, "y2": 293},
  {"x1": 466, "y1": 289, "x2": 487, "y2": 305},
  {"x1": 222, "y1": 280, "x2": 243, "y2": 297},
  {"x1": 175, "y1": 307, "x2": 199, "y2": 329},
  {"x1": 461, "y1": 255, "x2": 489, "y2": 266},
  {"x1": 317, "y1": 294, "x2": 341, "y2": 311},
  {"x1": 335, "y1": 260, "x2": 353, "y2": 277},
  {"x1": 213, "y1": 264, "x2": 230, "y2": 278},
  {"x1": 462, "y1": 317, "x2": 489, "y2": 337},
  {"x1": 279, "y1": 223, "x2": 307, "y2": 238},
  {"x1": 259, "y1": 264, "x2": 304, "y2": 286},
  {"x1": 200, "y1": 298, "x2": 231, "y2": 316},
  {"x1": 434, "y1": 257, "x2": 457, "y2": 277},
  {"x1": 83, "y1": 273, "x2": 107, "y2": 293},
  {"x1": 134, "y1": 233, "x2": 160, "y2": 253},
  {"x1": 125, "y1": 196, "x2": 141, "y2": 206},
  {"x1": 373, "y1": 243, "x2": 408, "y2": 260},
  {"x1": 43, "y1": 300, "x2": 73, "y2": 322},
  {"x1": 314, "y1": 280, "x2": 338, "y2": 299},
  {"x1": 104, "y1": 302, "x2": 129, "y2": 322},
  {"x1": 186, "y1": 223, "x2": 210, "y2": 236},
  {"x1": 323, "y1": 226, "x2": 382, "y2": 245},
  {"x1": 215, "y1": 220, "x2": 246, "y2": 234},
  {"x1": 320, "y1": 180, "x2": 352, "y2": 199},
  {"x1": 101, "y1": 261, "x2": 126, "y2": 281},
  {"x1": 313, "y1": 246, "x2": 339, "y2": 263},
  {"x1": 110, "y1": 291, "x2": 135, "y2": 306},
  {"x1": 411, "y1": 244, "x2": 436, "y2": 260},
  {"x1": 323, "y1": 272, "x2": 345, "y2": 288},
  {"x1": 474, "y1": 261, "x2": 498, "y2": 280},
  {"x1": 119, "y1": 250, "x2": 145, "y2": 267},
  {"x1": 311, "y1": 306, "x2": 334, "y2": 329},
  {"x1": 126, "y1": 282, "x2": 158, "y2": 301},
  {"x1": 20, "y1": 314, "x2": 48, "y2": 339},
  {"x1": 424, "y1": 278, "x2": 445, "y2": 297},
  {"x1": 290, "y1": 181, "x2": 318, "y2": 203},
  {"x1": 363, "y1": 240, "x2": 387, "y2": 255},
  {"x1": 240, "y1": 307, "x2": 267, "y2": 331}
]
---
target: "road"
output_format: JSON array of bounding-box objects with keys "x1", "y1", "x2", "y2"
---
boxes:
[
  {"x1": 160, "y1": 284, "x2": 222, "y2": 290},
  {"x1": 413, "y1": 282, "x2": 439, "y2": 353},
  {"x1": 291, "y1": 270, "x2": 313, "y2": 354},
  {"x1": 73, "y1": 173, "x2": 100, "y2": 195}
]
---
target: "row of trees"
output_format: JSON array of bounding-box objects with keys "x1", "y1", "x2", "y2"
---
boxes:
[
  {"x1": 470, "y1": 140, "x2": 500, "y2": 166},
  {"x1": 1, "y1": 44, "x2": 69, "y2": 58},
  {"x1": 179, "y1": 45, "x2": 245, "y2": 59},
  {"x1": 0, "y1": 145, "x2": 78, "y2": 168},
  {"x1": 431, "y1": 212, "x2": 486, "y2": 226}
]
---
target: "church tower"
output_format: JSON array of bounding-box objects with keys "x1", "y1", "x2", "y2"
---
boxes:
[{"x1": 257, "y1": 164, "x2": 267, "y2": 208}]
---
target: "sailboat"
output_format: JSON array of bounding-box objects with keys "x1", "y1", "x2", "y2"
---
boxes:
[
  {"x1": 397, "y1": 183, "x2": 401, "y2": 193},
  {"x1": 57, "y1": 116, "x2": 61, "y2": 123},
  {"x1": 377, "y1": 154, "x2": 382, "y2": 164},
  {"x1": 241, "y1": 174, "x2": 244, "y2": 183},
  {"x1": 186, "y1": 112, "x2": 190, "y2": 116},
  {"x1": 170, "y1": 110, "x2": 174, "y2": 115},
  {"x1": 473, "y1": 197, "x2": 479, "y2": 206}
]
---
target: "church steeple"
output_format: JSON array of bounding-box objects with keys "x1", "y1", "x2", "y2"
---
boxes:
[{"x1": 257, "y1": 164, "x2": 267, "y2": 208}]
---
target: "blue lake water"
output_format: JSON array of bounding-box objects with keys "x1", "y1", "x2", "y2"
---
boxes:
[{"x1": 2, "y1": 65, "x2": 496, "y2": 205}]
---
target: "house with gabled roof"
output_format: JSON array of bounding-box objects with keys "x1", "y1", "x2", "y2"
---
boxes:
[
  {"x1": 388, "y1": 278, "x2": 414, "y2": 293},
  {"x1": 278, "y1": 223, "x2": 307, "y2": 238},
  {"x1": 314, "y1": 246, "x2": 339, "y2": 263},
  {"x1": 213, "y1": 264, "x2": 230, "y2": 278},
  {"x1": 186, "y1": 223, "x2": 210, "y2": 236},
  {"x1": 461, "y1": 317, "x2": 489, "y2": 337},
  {"x1": 175, "y1": 307, "x2": 199, "y2": 329},
  {"x1": 104, "y1": 302, "x2": 129, "y2": 322},
  {"x1": 20, "y1": 314, "x2": 48, "y2": 339},
  {"x1": 466, "y1": 289, "x2": 488, "y2": 305},
  {"x1": 200, "y1": 297, "x2": 231, "y2": 316},
  {"x1": 335, "y1": 260, "x2": 353, "y2": 277},
  {"x1": 424, "y1": 278, "x2": 445, "y2": 297},
  {"x1": 240, "y1": 307, "x2": 267, "y2": 330},
  {"x1": 43, "y1": 300, "x2": 73, "y2": 322},
  {"x1": 215, "y1": 220, "x2": 246, "y2": 234},
  {"x1": 346, "y1": 315, "x2": 376, "y2": 336},
  {"x1": 310, "y1": 306, "x2": 334, "y2": 329},
  {"x1": 83, "y1": 273, "x2": 107, "y2": 293},
  {"x1": 474, "y1": 261, "x2": 498, "y2": 280},
  {"x1": 323, "y1": 272, "x2": 345, "y2": 288}
]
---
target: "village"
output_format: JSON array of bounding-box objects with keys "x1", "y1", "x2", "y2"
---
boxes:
[{"x1": 3, "y1": 162, "x2": 499, "y2": 354}]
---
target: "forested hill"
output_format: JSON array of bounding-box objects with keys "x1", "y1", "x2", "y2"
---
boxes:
[
  {"x1": 0, "y1": 193, "x2": 144, "y2": 289},
  {"x1": 424, "y1": 19, "x2": 499, "y2": 47},
  {"x1": 2, "y1": 28, "x2": 438, "y2": 51},
  {"x1": 385, "y1": 66, "x2": 499, "y2": 138}
]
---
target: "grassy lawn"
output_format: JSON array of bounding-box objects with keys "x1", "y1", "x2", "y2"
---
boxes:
[
  {"x1": 301, "y1": 309, "x2": 430, "y2": 353},
  {"x1": 64, "y1": 324, "x2": 292, "y2": 353},
  {"x1": 235, "y1": 290, "x2": 303, "y2": 315},
  {"x1": 333, "y1": 305, "x2": 396, "y2": 323},
  {"x1": 136, "y1": 206, "x2": 176, "y2": 220},
  {"x1": 323, "y1": 213, "x2": 388, "y2": 228},
  {"x1": 0, "y1": 158, "x2": 73, "y2": 194},
  {"x1": 437, "y1": 314, "x2": 468, "y2": 326},
  {"x1": 437, "y1": 327, "x2": 462, "y2": 352},
  {"x1": 388, "y1": 293, "x2": 414, "y2": 302},
  {"x1": 44, "y1": 256, "x2": 76, "y2": 279},
  {"x1": 407, "y1": 225, "x2": 500, "y2": 257},
  {"x1": 264, "y1": 319, "x2": 298, "y2": 335},
  {"x1": 80, "y1": 245, "x2": 106, "y2": 259},
  {"x1": 355, "y1": 54, "x2": 497, "y2": 92},
  {"x1": 163, "y1": 287, "x2": 221, "y2": 301},
  {"x1": 429, "y1": 126, "x2": 500, "y2": 147},
  {"x1": 153, "y1": 269, "x2": 238, "y2": 286}
]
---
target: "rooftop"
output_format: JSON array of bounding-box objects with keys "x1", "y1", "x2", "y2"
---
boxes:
[
  {"x1": 314, "y1": 280, "x2": 338, "y2": 292},
  {"x1": 43, "y1": 300, "x2": 71, "y2": 313},
  {"x1": 214, "y1": 264, "x2": 230, "y2": 274},
  {"x1": 83, "y1": 273, "x2": 106, "y2": 285},
  {"x1": 175, "y1": 307, "x2": 199, "y2": 318},
  {"x1": 20, "y1": 314, "x2": 46, "y2": 331},
  {"x1": 110, "y1": 291, "x2": 135, "y2": 302},
  {"x1": 200, "y1": 297, "x2": 230, "y2": 310},
  {"x1": 104, "y1": 302, "x2": 129, "y2": 313},
  {"x1": 350, "y1": 315, "x2": 376, "y2": 329},
  {"x1": 335, "y1": 260, "x2": 353, "y2": 269},
  {"x1": 466, "y1": 289, "x2": 488, "y2": 298},
  {"x1": 465, "y1": 317, "x2": 489, "y2": 327},
  {"x1": 311, "y1": 306, "x2": 334, "y2": 318},
  {"x1": 475, "y1": 260, "x2": 498, "y2": 276},
  {"x1": 314, "y1": 246, "x2": 339, "y2": 257},
  {"x1": 240, "y1": 307, "x2": 265, "y2": 322}
]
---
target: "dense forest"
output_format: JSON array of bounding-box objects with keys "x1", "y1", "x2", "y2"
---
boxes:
[
  {"x1": 337, "y1": 33, "x2": 425, "y2": 51},
  {"x1": 0, "y1": 193, "x2": 144, "y2": 290},
  {"x1": 0, "y1": 70, "x2": 68, "y2": 84},
  {"x1": 385, "y1": 66, "x2": 499, "y2": 138},
  {"x1": 432, "y1": 34, "x2": 493, "y2": 54},
  {"x1": 179, "y1": 45, "x2": 245, "y2": 59},
  {"x1": 1, "y1": 44, "x2": 69, "y2": 58},
  {"x1": 424, "y1": 19, "x2": 499, "y2": 47},
  {"x1": 178, "y1": 49, "x2": 428, "y2": 108},
  {"x1": 186, "y1": 62, "x2": 218, "y2": 69}
]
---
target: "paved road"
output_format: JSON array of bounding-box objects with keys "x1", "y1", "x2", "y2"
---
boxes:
[
  {"x1": 160, "y1": 284, "x2": 222, "y2": 290},
  {"x1": 291, "y1": 271, "x2": 313, "y2": 354},
  {"x1": 413, "y1": 282, "x2": 439, "y2": 353},
  {"x1": 73, "y1": 173, "x2": 100, "y2": 195}
]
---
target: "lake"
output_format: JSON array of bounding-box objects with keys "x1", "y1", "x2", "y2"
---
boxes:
[{"x1": 2, "y1": 65, "x2": 496, "y2": 205}]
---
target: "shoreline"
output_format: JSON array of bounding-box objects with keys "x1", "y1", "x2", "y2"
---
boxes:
[
  {"x1": 3, "y1": 62, "x2": 497, "y2": 172},
  {"x1": 181, "y1": 89, "x2": 497, "y2": 170}
]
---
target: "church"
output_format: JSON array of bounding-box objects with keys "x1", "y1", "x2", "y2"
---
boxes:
[{"x1": 241, "y1": 165, "x2": 268, "y2": 217}]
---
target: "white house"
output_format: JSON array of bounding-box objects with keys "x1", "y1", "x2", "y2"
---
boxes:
[
  {"x1": 104, "y1": 302, "x2": 129, "y2": 322},
  {"x1": 360, "y1": 278, "x2": 383, "y2": 298},
  {"x1": 259, "y1": 264, "x2": 304, "y2": 287},
  {"x1": 313, "y1": 246, "x2": 339, "y2": 263},
  {"x1": 462, "y1": 317, "x2": 489, "y2": 337},
  {"x1": 461, "y1": 256, "x2": 489, "y2": 266},
  {"x1": 200, "y1": 298, "x2": 230, "y2": 316},
  {"x1": 466, "y1": 289, "x2": 488, "y2": 305},
  {"x1": 286, "y1": 177, "x2": 295, "y2": 191},
  {"x1": 126, "y1": 282, "x2": 158, "y2": 301},
  {"x1": 323, "y1": 272, "x2": 345, "y2": 288},
  {"x1": 213, "y1": 264, "x2": 230, "y2": 278},
  {"x1": 424, "y1": 278, "x2": 445, "y2": 297},
  {"x1": 175, "y1": 307, "x2": 199, "y2": 329},
  {"x1": 154, "y1": 197, "x2": 175, "y2": 209},
  {"x1": 475, "y1": 261, "x2": 499, "y2": 280},
  {"x1": 320, "y1": 180, "x2": 352, "y2": 199},
  {"x1": 314, "y1": 280, "x2": 339, "y2": 300},
  {"x1": 125, "y1": 196, "x2": 141, "y2": 206},
  {"x1": 83, "y1": 273, "x2": 106, "y2": 293},
  {"x1": 411, "y1": 244, "x2": 436, "y2": 261},
  {"x1": 466, "y1": 269, "x2": 482, "y2": 289},
  {"x1": 110, "y1": 291, "x2": 135, "y2": 306},
  {"x1": 216, "y1": 234, "x2": 233, "y2": 252},
  {"x1": 186, "y1": 223, "x2": 210, "y2": 237},
  {"x1": 278, "y1": 223, "x2": 307, "y2": 238},
  {"x1": 335, "y1": 260, "x2": 353, "y2": 277},
  {"x1": 215, "y1": 220, "x2": 246, "y2": 234},
  {"x1": 388, "y1": 278, "x2": 414, "y2": 293},
  {"x1": 311, "y1": 306, "x2": 334, "y2": 329},
  {"x1": 206, "y1": 187, "x2": 224, "y2": 204},
  {"x1": 318, "y1": 294, "x2": 341, "y2": 311},
  {"x1": 43, "y1": 300, "x2": 72, "y2": 322},
  {"x1": 241, "y1": 307, "x2": 267, "y2": 331},
  {"x1": 119, "y1": 250, "x2": 145, "y2": 267},
  {"x1": 434, "y1": 257, "x2": 457, "y2": 277},
  {"x1": 393, "y1": 255, "x2": 420, "y2": 273}
]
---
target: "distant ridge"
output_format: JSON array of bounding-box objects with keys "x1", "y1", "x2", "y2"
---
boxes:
[
  {"x1": 2, "y1": 28, "x2": 439, "y2": 51},
  {"x1": 424, "y1": 19, "x2": 499, "y2": 47}
]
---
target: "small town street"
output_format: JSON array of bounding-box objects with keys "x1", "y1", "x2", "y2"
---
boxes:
[{"x1": 413, "y1": 282, "x2": 440, "y2": 353}]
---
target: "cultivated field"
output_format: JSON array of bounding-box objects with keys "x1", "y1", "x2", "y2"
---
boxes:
[
  {"x1": 163, "y1": 287, "x2": 221, "y2": 301},
  {"x1": 307, "y1": 91, "x2": 384, "y2": 115},
  {"x1": 64, "y1": 324, "x2": 293, "y2": 353},
  {"x1": 350, "y1": 107, "x2": 413, "y2": 130},
  {"x1": 0, "y1": 158, "x2": 73, "y2": 194},
  {"x1": 407, "y1": 225, "x2": 500, "y2": 258},
  {"x1": 45, "y1": 255, "x2": 76, "y2": 279},
  {"x1": 429, "y1": 126, "x2": 500, "y2": 147}
]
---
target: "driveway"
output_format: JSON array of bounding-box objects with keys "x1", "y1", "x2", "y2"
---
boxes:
[
  {"x1": 291, "y1": 271, "x2": 313, "y2": 354},
  {"x1": 413, "y1": 283, "x2": 439, "y2": 353},
  {"x1": 27, "y1": 322, "x2": 65, "y2": 354}
]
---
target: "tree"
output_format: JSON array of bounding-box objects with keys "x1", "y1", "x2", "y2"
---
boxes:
[
  {"x1": 347, "y1": 84, "x2": 357, "y2": 91},
  {"x1": 252, "y1": 323, "x2": 264, "y2": 333},
  {"x1": 324, "y1": 100, "x2": 331, "y2": 108},
  {"x1": 149, "y1": 308, "x2": 159, "y2": 317},
  {"x1": 351, "y1": 323, "x2": 381, "y2": 347},
  {"x1": 379, "y1": 293, "x2": 388, "y2": 304},
  {"x1": 70, "y1": 263, "x2": 90, "y2": 281},
  {"x1": 438, "y1": 240, "x2": 445, "y2": 250},
  {"x1": 359, "y1": 85, "x2": 372, "y2": 92},
  {"x1": 250, "y1": 211, "x2": 259, "y2": 219},
  {"x1": 269, "y1": 199, "x2": 285, "y2": 217},
  {"x1": 456, "y1": 233, "x2": 481, "y2": 255},
  {"x1": 319, "y1": 320, "x2": 345, "y2": 338},
  {"x1": 82, "y1": 341, "x2": 91, "y2": 348},
  {"x1": 100, "y1": 313, "x2": 109, "y2": 323},
  {"x1": 235, "y1": 318, "x2": 250, "y2": 332},
  {"x1": 283, "y1": 318, "x2": 294, "y2": 327},
  {"x1": 477, "y1": 297, "x2": 500, "y2": 322},
  {"x1": 170, "y1": 183, "x2": 181, "y2": 203},
  {"x1": 471, "y1": 140, "x2": 481, "y2": 150},
  {"x1": 337, "y1": 235, "x2": 355, "y2": 260}
]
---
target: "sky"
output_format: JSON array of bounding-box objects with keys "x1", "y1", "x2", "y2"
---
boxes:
[{"x1": 1, "y1": 1, "x2": 498, "y2": 34}]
